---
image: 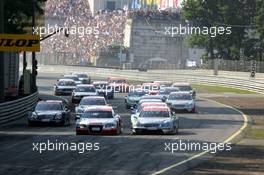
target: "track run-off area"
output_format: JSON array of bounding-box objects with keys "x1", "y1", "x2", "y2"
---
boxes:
[{"x1": 0, "y1": 71, "x2": 248, "y2": 175}]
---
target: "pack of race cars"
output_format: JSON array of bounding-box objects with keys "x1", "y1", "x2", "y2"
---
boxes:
[{"x1": 29, "y1": 73, "x2": 196, "y2": 136}]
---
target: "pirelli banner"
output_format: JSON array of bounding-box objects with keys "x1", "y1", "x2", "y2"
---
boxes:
[{"x1": 0, "y1": 34, "x2": 40, "y2": 52}]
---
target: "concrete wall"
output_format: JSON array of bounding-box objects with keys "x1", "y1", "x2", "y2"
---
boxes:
[{"x1": 126, "y1": 18, "x2": 188, "y2": 69}]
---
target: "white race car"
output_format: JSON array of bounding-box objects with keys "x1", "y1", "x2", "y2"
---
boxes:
[
  {"x1": 54, "y1": 79, "x2": 76, "y2": 96},
  {"x1": 131, "y1": 106, "x2": 179, "y2": 135},
  {"x1": 76, "y1": 106, "x2": 122, "y2": 135},
  {"x1": 71, "y1": 84, "x2": 98, "y2": 103},
  {"x1": 75, "y1": 96, "x2": 107, "y2": 119},
  {"x1": 166, "y1": 92, "x2": 196, "y2": 113},
  {"x1": 172, "y1": 83, "x2": 196, "y2": 99},
  {"x1": 63, "y1": 74, "x2": 82, "y2": 85}
]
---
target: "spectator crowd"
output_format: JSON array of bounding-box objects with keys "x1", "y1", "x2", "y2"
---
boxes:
[{"x1": 41, "y1": 0, "x2": 181, "y2": 65}]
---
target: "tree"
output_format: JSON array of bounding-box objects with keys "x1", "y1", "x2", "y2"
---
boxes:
[
  {"x1": 3, "y1": 0, "x2": 46, "y2": 34},
  {"x1": 182, "y1": 0, "x2": 256, "y2": 60}
]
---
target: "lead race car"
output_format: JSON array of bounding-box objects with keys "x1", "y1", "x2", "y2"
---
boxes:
[
  {"x1": 76, "y1": 106, "x2": 122, "y2": 135},
  {"x1": 131, "y1": 106, "x2": 179, "y2": 135}
]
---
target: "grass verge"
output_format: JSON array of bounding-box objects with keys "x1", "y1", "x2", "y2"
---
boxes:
[{"x1": 192, "y1": 84, "x2": 257, "y2": 94}]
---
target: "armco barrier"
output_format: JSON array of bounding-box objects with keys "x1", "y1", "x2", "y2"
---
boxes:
[
  {"x1": 0, "y1": 92, "x2": 38, "y2": 124},
  {"x1": 38, "y1": 65, "x2": 264, "y2": 94}
]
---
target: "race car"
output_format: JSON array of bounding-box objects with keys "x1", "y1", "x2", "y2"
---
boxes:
[
  {"x1": 75, "y1": 96, "x2": 107, "y2": 119},
  {"x1": 54, "y1": 79, "x2": 76, "y2": 95},
  {"x1": 107, "y1": 77, "x2": 129, "y2": 93},
  {"x1": 172, "y1": 83, "x2": 196, "y2": 99},
  {"x1": 76, "y1": 73, "x2": 91, "y2": 84},
  {"x1": 131, "y1": 106, "x2": 179, "y2": 135},
  {"x1": 28, "y1": 100, "x2": 70, "y2": 126},
  {"x1": 166, "y1": 92, "x2": 196, "y2": 113},
  {"x1": 63, "y1": 74, "x2": 82, "y2": 85},
  {"x1": 71, "y1": 84, "x2": 98, "y2": 104},
  {"x1": 159, "y1": 87, "x2": 179, "y2": 100},
  {"x1": 93, "y1": 81, "x2": 114, "y2": 99},
  {"x1": 125, "y1": 90, "x2": 147, "y2": 109},
  {"x1": 76, "y1": 106, "x2": 122, "y2": 135}
]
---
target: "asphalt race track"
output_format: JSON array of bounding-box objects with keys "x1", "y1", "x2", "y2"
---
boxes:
[{"x1": 0, "y1": 72, "x2": 245, "y2": 175}]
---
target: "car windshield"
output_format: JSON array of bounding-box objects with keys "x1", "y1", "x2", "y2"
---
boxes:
[
  {"x1": 82, "y1": 111, "x2": 113, "y2": 118},
  {"x1": 58, "y1": 81, "x2": 76, "y2": 86},
  {"x1": 77, "y1": 74, "x2": 88, "y2": 78},
  {"x1": 128, "y1": 91, "x2": 146, "y2": 97},
  {"x1": 169, "y1": 94, "x2": 192, "y2": 100},
  {"x1": 75, "y1": 86, "x2": 95, "y2": 92},
  {"x1": 139, "y1": 111, "x2": 170, "y2": 118},
  {"x1": 175, "y1": 86, "x2": 192, "y2": 91},
  {"x1": 80, "y1": 98, "x2": 106, "y2": 105},
  {"x1": 35, "y1": 103, "x2": 62, "y2": 111}
]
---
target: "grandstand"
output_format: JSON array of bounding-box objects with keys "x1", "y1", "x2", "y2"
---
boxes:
[{"x1": 39, "y1": 0, "x2": 187, "y2": 69}]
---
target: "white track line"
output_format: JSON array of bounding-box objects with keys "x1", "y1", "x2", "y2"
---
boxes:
[{"x1": 151, "y1": 98, "x2": 248, "y2": 175}]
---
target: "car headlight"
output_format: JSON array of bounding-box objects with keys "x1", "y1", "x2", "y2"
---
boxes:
[
  {"x1": 55, "y1": 113, "x2": 62, "y2": 119},
  {"x1": 136, "y1": 121, "x2": 142, "y2": 127},
  {"x1": 76, "y1": 108, "x2": 84, "y2": 114},
  {"x1": 31, "y1": 112, "x2": 38, "y2": 119},
  {"x1": 161, "y1": 121, "x2": 172, "y2": 127},
  {"x1": 186, "y1": 102, "x2": 194, "y2": 108},
  {"x1": 105, "y1": 123, "x2": 117, "y2": 128}
]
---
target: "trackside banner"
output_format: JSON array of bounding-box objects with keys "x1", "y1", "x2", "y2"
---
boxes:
[{"x1": 0, "y1": 34, "x2": 40, "y2": 52}]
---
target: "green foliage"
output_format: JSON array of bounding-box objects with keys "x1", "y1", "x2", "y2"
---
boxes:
[
  {"x1": 3, "y1": 0, "x2": 46, "y2": 34},
  {"x1": 182, "y1": 0, "x2": 261, "y2": 60}
]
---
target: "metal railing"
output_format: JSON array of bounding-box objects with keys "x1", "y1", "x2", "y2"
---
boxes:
[
  {"x1": 0, "y1": 92, "x2": 38, "y2": 124},
  {"x1": 39, "y1": 65, "x2": 264, "y2": 94}
]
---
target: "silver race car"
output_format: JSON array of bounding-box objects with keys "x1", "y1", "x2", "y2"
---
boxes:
[
  {"x1": 125, "y1": 90, "x2": 147, "y2": 109},
  {"x1": 63, "y1": 74, "x2": 82, "y2": 85},
  {"x1": 131, "y1": 106, "x2": 179, "y2": 134},
  {"x1": 166, "y1": 92, "x2": 196, "y2": 113},
  {"x1": 172, "y1": 83, "x2": 196, "y2": 99},
  {"x1": 93, "y1": 81, "x2": 114, "y2": 99},
  {"x1": 28, "y1": 100, "x2": 70, "y2": 126},
  {"x1": 75, "y1": 96, "x2": 107, "y2": 119},
  {"x1": 71, "y1": 84, "x2": 98, "y2": 104},
  {"x1": 54, "y1": 79, "x2": 76, "y2": 96},
  {"x1": 76, "y1": 73, "x2": 91, "y2": 84},
  {"x1": 76, "y1": 106, "x2": 122, "y2": 135}
]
